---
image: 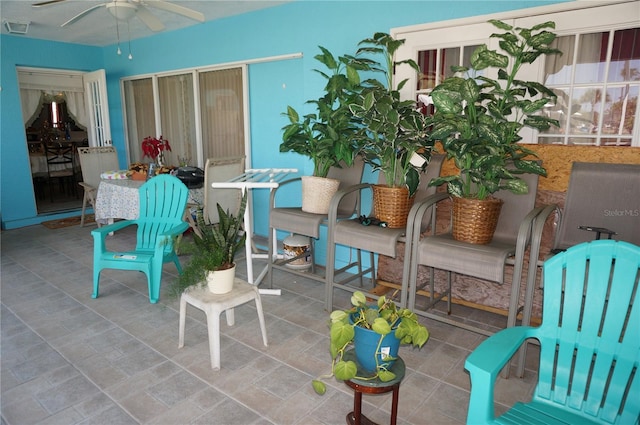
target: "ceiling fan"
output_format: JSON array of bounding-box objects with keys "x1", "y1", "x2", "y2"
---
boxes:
[{"x1": 32, "y1": 0, "x2": 205, "y2": 32}]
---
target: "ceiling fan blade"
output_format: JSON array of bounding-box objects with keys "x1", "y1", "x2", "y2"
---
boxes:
[
  {"x1": 32, "y1": 0, "x2": 67, "y2": 7},
  {"x1": 143, "y1": 0, "x2": 205, "y2": 23},
  {"x1": 61, "y1": 4, "x2": 105, "y2": 27},
  {"x1": 136, "y1": 5, "x2": 165, "y2": 32}
]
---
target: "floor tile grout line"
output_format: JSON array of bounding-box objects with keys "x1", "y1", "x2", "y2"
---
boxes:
[{"x1": 3, "y1": 250, "x2": 332, "y2": 424}]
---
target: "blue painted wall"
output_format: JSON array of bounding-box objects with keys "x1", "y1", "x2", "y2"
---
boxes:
[
  {"x1": 1, "y1": 1, "x2": 568, "y2": 238},
  {"x1": 0, "y1": 37, "x2": 104, "y2": 227}
]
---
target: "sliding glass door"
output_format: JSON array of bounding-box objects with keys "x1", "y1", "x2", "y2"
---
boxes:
[{"x1": 122, "y1": 66, "x2": 246, "y2": 168}]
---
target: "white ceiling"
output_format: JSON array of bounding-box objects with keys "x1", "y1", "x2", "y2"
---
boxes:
[{"x1": 0, "y1": 0, "x2": 289, "y2": 46}]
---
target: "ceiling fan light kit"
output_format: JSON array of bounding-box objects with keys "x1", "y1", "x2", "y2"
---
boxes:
[{"x1": 106, "y1": 2, "x2": 137, "y2": 21}]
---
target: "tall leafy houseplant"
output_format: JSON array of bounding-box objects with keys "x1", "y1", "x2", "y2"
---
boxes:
[
  {"x1": 349, "y1": 33, "x2": 433, "y2": 197},
  {"x1": 280, "y1": 46, "x2": 364, "y2": 214},
  {"x1": 426, "y1": 20, "x2": 561, "y2": 244},
  {"x1": 428, "y1": 20, "x2": 561, "y2": 200},
  {"x1": 169, "y1": 193, "x2": 247, "y2": 297},
  {"x1": 281, "y1": 46, "x2": 362, "y2": 177}
]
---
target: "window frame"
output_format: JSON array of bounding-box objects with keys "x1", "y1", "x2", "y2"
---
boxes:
[{"x1": 392, "y1": 0, "x2": 640, "y2": 146}]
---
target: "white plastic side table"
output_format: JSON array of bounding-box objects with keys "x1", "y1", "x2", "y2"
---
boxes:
[{"x1": 178, "y1": 278, "x2": 268, "y2": 370}]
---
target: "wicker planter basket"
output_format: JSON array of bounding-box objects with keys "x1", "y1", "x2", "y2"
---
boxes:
[
  {"x1": 301, "y1": 176, "x2": 340, "y2": 214},
  {"x1": 452, "y1": 196, "x2": 504, "y2": 244},
  {"x1": 372, "y1": 185, "x2": 414, "y2": 229}
]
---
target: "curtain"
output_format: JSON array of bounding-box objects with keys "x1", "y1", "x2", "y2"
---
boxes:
[
  {"x1": 158, "y1": 74, "x2": 196, "y2": 166},
  {"x1": 63, "y1": 90, "x2": 88, "y2": 130},
  {"x1": 199, "y1": 68, "x2": 244, "y2": 161},
  {"x1": 20, "y1": 89, "x2": 44, "y2": 127},
  {"x1": 123, "y1": 78, "x2": 155, "y2": 164}
]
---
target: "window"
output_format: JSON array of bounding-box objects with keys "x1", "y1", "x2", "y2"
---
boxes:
[
  {"x1": 122, "y1": 65, "x2": 246, "y2": 167},
  {"x1": 541, "y1": 28, "x2": 639, "y2": 146},
  {"x1": 415, "y1": 44, "x2": 483, "y2": 115},
  {"x1": 393, "y1": 0, "x2": 640, "y2": 146}
]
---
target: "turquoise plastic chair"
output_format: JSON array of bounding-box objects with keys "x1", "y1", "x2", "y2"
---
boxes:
[
  {"x1": 465, "y1": 240, "x2": 640, "y2": 424},
  {"x1": 91, "y1": 174, "x2": 189, "y2": 303}
]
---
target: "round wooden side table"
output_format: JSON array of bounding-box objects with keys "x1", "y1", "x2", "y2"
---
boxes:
[{"x1": 343, "y1": 350, "x2": 406, "y2": 425}]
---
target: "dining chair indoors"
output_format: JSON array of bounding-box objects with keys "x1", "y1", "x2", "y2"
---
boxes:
[
  {"x1": 77, "y1": 146, "x2": 119, "y2": 227},
  {"x1": 44, "y1": 141, "x2": 78, "y2": 201},
  {"x1": 91, "y1": 174, "x2": 190, "y2": 304},
  {"x1": 268, "y1": 157, "x2": 365, "y2": 287},
  {"x1": 324, "y1": 154, "x2": 444, "y2": 311},
  {"x1": 464, "y1": 240, "x2": 640, "y2": 425}
]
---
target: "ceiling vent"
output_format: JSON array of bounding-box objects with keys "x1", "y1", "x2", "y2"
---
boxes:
[{"x1": 4, "y1": 20, "x2": 30, "y2": 34}]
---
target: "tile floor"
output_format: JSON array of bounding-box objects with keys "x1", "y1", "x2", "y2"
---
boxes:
[{"x1": 1, "y1": 224, "x2": 540, "y2": 425}]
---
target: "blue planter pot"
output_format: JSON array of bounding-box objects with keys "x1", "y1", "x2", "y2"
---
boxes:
[{"x1": 352, "y1": 321, "x2": 401, "y2": 373}]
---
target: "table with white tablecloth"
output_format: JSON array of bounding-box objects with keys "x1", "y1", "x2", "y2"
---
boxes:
[{"x1": 94, "y1": 178, "x2": 203, "y2": 224}]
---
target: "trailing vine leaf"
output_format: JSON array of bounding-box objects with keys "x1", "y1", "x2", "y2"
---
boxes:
[
  {"x1": 330, "y1": 320, "x2": 355, "y2": 350},
  {"x1": 312, "y1": 380, "x2": 326, "y2": 395},
  {"x1": 371, "y1": 317, "x2": 391, "y2": 335},
  {"x1": 334, "y1": 360, "x2": 358, "y2": 381},
  {"x1": 378, "y1": 370, "x2": 396, "y2": 382}
]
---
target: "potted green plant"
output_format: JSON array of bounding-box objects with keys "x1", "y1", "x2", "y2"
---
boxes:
[
  {"x1": 312, "y1": 291, "x2": 429, "y2": 395},
  {"x1": 280, "y1": 46, "x2": 363, "y2": 214},
  {"x1": 427, "y1": 19, "x2": 561, "y2": 243},
  {"x1": 170, "y1": 192, "x2": 247, "y2": 296},
  {"x1": 348, "y1": 32, "x2": 434, "y2": 228}
]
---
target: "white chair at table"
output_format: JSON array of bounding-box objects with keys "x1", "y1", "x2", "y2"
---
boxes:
[
  {"x1": 77, "y1": 146, "x2": 119, "y2": 227},
  {"x1": 191, "y1": 156, "x2": 245, "y2": 237}
]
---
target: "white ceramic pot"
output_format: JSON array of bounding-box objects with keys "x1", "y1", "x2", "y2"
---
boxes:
[{"x1": 206, "y1": 264, "x2": 236, "y2": 294}]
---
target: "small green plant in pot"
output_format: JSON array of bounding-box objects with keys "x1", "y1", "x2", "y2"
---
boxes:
[
  {"x1": 280, "y1": 46, "x2": 363, "y2": 213},
  {"x1": 170, "y1": 192, "x2": 247, "y2": 296},
  {"x1": 427, "y1": 20, "x2": 561, "y2": 243},
  {"x1": 348, "y1": 32, "x2": 434, "y2": 228},
  {"x1": 312, "y1": 291, "x2": 429, "y2": 395}
]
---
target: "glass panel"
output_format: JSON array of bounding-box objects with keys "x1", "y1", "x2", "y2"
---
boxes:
[
  {"x1": 609, "y1": 28, "x2": 640, "y2": 82},
  {"x1": 442, "y1": 47, "x2": 460, "y2": 79},
  {"x1": 462, "y1": 44, "x2": 481, "y2": 69},
  {"x1": 545, "y1": 35, "x2": 575, "y2": 86},
  {"x1": 567, "y1": 137, "x2": 597, "y2": 146},
  {"x1": 123, "y1": 78, "x2": 155, "y2": 164},
  {"x1": 575, "y1": 32, "x2": 608, "y2": 84},
  {"x1": 602, "y1": 85, "x2": 638, "y2": 136},
  {"x1": 542, "y1": 88, "x2": 570, "y2": 135},
  {"x1": 537, "y1": 136, "x2": 564, "y2": 145},
  {"x1": 417, "y1": 49, "x2": 437, "y2": 90},
  {"x1": 198, "y1": 67, "x2": 245, "y2": 161},
  {"x1": 158, "y1": 73, "x2": 197, "y2": 166},
  {"x1": 570, "y1": 88, "x2": 599, "y2": 134},
  {"x1": 602, "y1": 137, "x2": 632, "y2": 146},
  {"x1": 417, "y1": 45, "x2": 482, "y2": 91}
]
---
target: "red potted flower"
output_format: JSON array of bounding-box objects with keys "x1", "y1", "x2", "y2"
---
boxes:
[{"x1": 141, "y1": 136, "x2": 171, "y2": 166}]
